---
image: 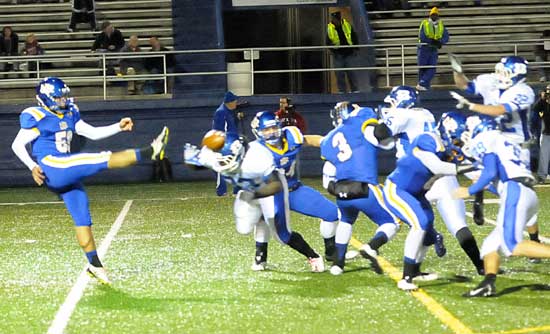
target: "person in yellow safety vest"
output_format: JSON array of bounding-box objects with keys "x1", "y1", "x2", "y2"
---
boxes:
[
  {"x1": 416, "y1": 7, "x2": 449, "y2": 91},
  {"x1": 327, "y1": 11, "x2": 359, "y2": 93}
]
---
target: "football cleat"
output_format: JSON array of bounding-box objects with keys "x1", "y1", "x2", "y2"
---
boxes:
[
  {"x1": 528, "y1": 257, "x2": 542, "y2": 264},
  {"x1": 329, "y1": 265, "x2": 344, "y2": 276},
  {"x1": 308, "y1": 256, "x2": 325, "y2": 273},
  {"x1": 360, "y1": 244, "x2": 383, "y2": 274},
  {"x1": 151, "y1": 126, "x2": 169, "y2": 160},
  {"x1": 398, "y1": 278, "x2": 418, "y2": 291},
  {"x1": 251, "y1": 261, "x2": 267, "y2": 271},
  {"x1": 412, "y1": 272, "x2": 439, "y2": 282},
  {"x1": 345, "y1": 250, "x2": 360, "y2": 260},
  {"x1": 434, "y1": 232, "x2": 446, "y2": 257},
  {"x1": 87, "y1": 265, "x2": 111, "y2": 285},
  {"x1": 463, "y1": 280, "x2": 496, "y2": 298}
]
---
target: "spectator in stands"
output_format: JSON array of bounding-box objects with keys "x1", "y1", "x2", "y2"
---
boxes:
[
  {"x1": 120, "y1": 35, "x2": 145, "y2": 94},
  {"x1": 144, "y1": 36, "x2": 175, "y2": 94},
  {"x1": 532, "y1": 85, "x2": 550, "y2": 183},
  {"x1": 92, "y1": 21, "x2": 124, "y2": 75},
  {"x1": 0, "y1": 26, "x2": 19, "y2": 73},
  {"x1": 275, "y1": 96, "x2": 307, "y2": 133},
  {"x1": 67, "y1": 0, "x2": 97, "y2": 32},
  {"x1": 92, "y1": 20, "x2": 124, "y2": 53},
  {"x1": 326, "y1": 11, "x2": 359, "y2": 93},
  {"x1": 20, "y1": 33, "x2": 45, "y2": 77},
  {"x1": 535, "y1": 30, "x2": 550, "y2": 82},
  {"x1": 416, "y1": 7, "x2": 449, "y2": 91}
]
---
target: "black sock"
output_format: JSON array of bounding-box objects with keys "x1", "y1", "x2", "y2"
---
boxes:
[
  {"x1": 483, "y1": 273, "x2": 497, "y2": 284},
  {"x1": 403, "y1": 262, "x2": 417, "y2": 281},
  {"x1": 255, "y1": 242, "x2": 268, "y2": 263},
  {"x1": 456, "y1": 227, "x2": 484, "y2": 270},
  {"x1": 138, "y1": 146, "x2": 153, "y2": 161},
  {"x1": 323, "y1": 236, "x2": 335, "y2": 259},
  {"x1": 287, "y1": 232, "x2": 318, "y2": 259},
  {"x1": 529, "y1": 232, "x2": 541, "y2": 243},
  {"x1": 368, "y1": 232, "x2": 388, "y2": 251}
]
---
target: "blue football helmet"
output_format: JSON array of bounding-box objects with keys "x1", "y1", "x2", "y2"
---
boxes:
[
  {"x1": 215, "y1": 133, "x2": 245, "y2": 173},
  {"x1": 251, "y1": 111, "x2": 282, "y2": 145},
  {"x1": 330, "y1": 101, "x2": 353, "y2": 127},
  {"x1": 36, "y1": 77, "x2": 71, "y2": 113},
  {"x1": 437, "y1": 111, "x2": 467, "y2": 163},
  {"x1": 383, "y1": 86, "x2": 418, "y2": 109},
  {"x1": 494, "y1": 56, "x2": 528, "y2": 90}
]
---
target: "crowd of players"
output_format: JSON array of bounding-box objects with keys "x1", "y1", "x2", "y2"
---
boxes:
[{"x1": 11, "y1": 54, "x2": 550, "y2": 298}]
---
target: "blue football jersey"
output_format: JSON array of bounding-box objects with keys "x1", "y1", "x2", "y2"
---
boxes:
[
  {"x1": 320, "y1": 107, "x2": 379, "y2": 184},
  {"x1": 19, "y1": 106, "x2": 81, "y2": 160},
  {"x1": 263, "y1": 126, "x2": 303, "y2": 188},
  {"x1": 388, "y1": 132, "x2": 446, "y2": 195}
]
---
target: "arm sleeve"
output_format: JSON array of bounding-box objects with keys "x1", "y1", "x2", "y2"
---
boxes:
[
  {"x1": 468, "y1": 153, "x2": 498, "y2": 195},
  {"x1": 75, "y1": 119, "x2": 121, "y2": 140},
  {"x1": 363, "y1": 124, "x2": 395, "y2": 150},
  {"x1": 11, "y1": 128, "x2": 40, "y2": 171},
  {"x1": 440, "y1": 26, "x2": 450, "y2": 44},
  {"x1": 413, "y1": 148, "x2": 457, "y2": 175}
]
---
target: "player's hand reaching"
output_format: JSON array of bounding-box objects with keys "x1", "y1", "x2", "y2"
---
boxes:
[
  {"x1": 32, "y1": 165, "x2": 45, "y2": 186},
  {"x1": 450, "y1": 91, "x2": 473, "y2": 110},
  {"x1": 453, "y1": 186, "x2": 470, "y2": 199},
  {"x1": 119, "y1": 117, "x2": 133, "y2": 131}
]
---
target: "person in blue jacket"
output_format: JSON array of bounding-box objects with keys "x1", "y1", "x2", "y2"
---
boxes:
[
  {"x1": 212, "y1": 91, "x2": 240, "y2": 196},
  {"x1": 416, "y1": 7, "x2": 449, "y2": 91}
]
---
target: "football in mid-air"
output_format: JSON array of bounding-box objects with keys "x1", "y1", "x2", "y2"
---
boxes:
[{"x1": 201, "y1": 130, "x2": 226, "y2": 151}]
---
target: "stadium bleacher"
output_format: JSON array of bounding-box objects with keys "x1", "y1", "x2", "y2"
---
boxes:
[
  {"x1": 367, "y1": 0, "x2": 550, "y2": 87},
  {"x1": 0, "y1": 0, "x2": 173, "y2": 101}
]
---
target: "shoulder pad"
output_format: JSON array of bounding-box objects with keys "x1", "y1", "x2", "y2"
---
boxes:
[{"x1": 283, "y1": 126, "x2": 304, "y2": 145}]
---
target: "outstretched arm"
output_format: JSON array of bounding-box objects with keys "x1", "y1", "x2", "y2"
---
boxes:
[
  {"x1": 304, "y1": 135, "x2": 324, "y2": 147},
  {"x1": 75, "y1": 118, "x2": 133, "y2": 140},
  {"x1": 11, "y1": 128, "x2": 44, "y2": 185}
]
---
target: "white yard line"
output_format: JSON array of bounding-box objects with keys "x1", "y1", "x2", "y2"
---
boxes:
[
  {"x1": 465, "y1": 212, "x2": 550, "y2": 244},
  {"x1": 0, "y1": 197, "x2": 201, "y2": 206},
  {"x1": 46, "y1": 200, "x2": 133, "y2": 334}
]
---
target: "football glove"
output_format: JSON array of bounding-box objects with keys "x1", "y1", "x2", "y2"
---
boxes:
[
  {"x1": 183, "y1": 143, "x2": 201, "y2": 166},
  {"x1": 448, "y1": 53, "x2": 463, "y2": 73},
  {"x1": 450, "y1": 91, "x2": 473, "y2": 110}
]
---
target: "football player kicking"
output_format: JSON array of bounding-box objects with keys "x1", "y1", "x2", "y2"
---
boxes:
[
  {"x1": 380, "y1": 86, "x2": 485, "y2": 275},
  {"x1": 454, "y1": 117, "x2": 550, "y2": 297},
  {"x1": 11, "y1": 77, "x2": 169, "y2": 285},
  {"x1": 184, "y1": 132, "x2": 325, "y2": 272},
  {"x1": 320, "y1": 102, "x2": 400, "y2": 275},
  {"x1": 450, "y1": 55, "x2": 539, "y2": 239},
  {"x1": 249, "y1": 111, "x2": 338, "y2": 270}
]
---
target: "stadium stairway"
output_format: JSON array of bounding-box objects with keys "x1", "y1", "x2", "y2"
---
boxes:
[
  {"x1": 366, "y1": 0, "x2": 550, "y2": 88},
  {"x1": 0, "y1": 0, "x2": 174, "y2": 101}
]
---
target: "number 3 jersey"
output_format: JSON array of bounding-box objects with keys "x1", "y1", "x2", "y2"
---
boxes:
[
  {"x1": 19, "y1": 106, "x2": 80, "y2": 160},
  {"x1": 263, "y1": 126, "x2": 304, "y2": 189},
  {"x1": 467, "y1": 74, "x2": 535, "y2": 143},
  {"x1": 380, "y1": 106, "x2": 436, "y2": 158},
  {"x1": 467, "y1": 130, "x2": 534, "y2": 193},
  {"x1": 320, "y1": 107, "x2": 379, "y2": 184}
]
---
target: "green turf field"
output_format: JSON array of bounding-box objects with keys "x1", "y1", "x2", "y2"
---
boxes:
[{"x1": 0, "y1": 180, "x2": 549, "y2": 334}]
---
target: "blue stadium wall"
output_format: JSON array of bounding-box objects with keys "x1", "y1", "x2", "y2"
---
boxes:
[{"x1": 0, "y1": 91, "x2": 472, "y2": 187}]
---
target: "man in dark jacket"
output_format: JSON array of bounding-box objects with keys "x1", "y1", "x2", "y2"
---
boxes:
[
  {"x1": 1, "y1": 26, "x2": 19, "y2": 72},
  {"x1": 91, "y1": 21, "x2": 124, "y2": 53},
  {"x1": 67, "y1": 0, "x2": 96, "y2": 32},
  {"x1": 212, "y1": 91, "x2": 239, "y2": 196}
]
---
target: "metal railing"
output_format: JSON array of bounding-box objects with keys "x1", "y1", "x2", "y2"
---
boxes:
[{"x1": 0, "y1": 38, "x2": 548, "y2": 99}]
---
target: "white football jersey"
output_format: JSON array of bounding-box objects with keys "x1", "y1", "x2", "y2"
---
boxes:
[
  {"x1": 471, "y1": 74, "x2": 535, "y2": 144},
  {"x1": 229, "y1": 141, "x2": 275, "y2": 191},
  {"x1": 380, "y1": 106, "x2": 436, "y2": 158},
  {"x1": 469, "y1": 130, "x2": 533, "y2": 181}
]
